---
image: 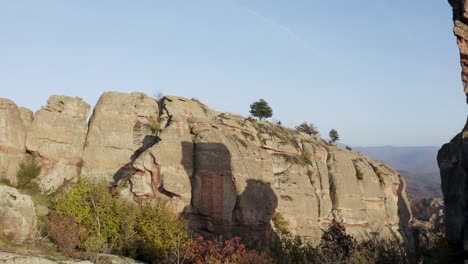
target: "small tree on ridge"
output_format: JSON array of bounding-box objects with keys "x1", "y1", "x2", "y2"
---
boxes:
[
  {"x1": 249, "y1": 99, "x2": 273, "y2": 121},
  {"x1": 329, "y1": 129, "x2": 340, "y2": 143}
]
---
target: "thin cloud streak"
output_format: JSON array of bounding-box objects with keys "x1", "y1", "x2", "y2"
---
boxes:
[{"x1": 241, "y1": 6, "x2": 321, "y2": 55}]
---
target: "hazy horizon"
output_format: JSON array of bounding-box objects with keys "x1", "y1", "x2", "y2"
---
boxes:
[{"x1": 1, "y1": 0, "x2": 466, "y2": 146}]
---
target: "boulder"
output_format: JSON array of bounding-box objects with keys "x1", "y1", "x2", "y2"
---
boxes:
[
  {"x1": 0, "y1": 185, "x2": 37, "y2": 243},
  {"x1": 25, "y1": 96, "x2": 90, "y2": 193}
]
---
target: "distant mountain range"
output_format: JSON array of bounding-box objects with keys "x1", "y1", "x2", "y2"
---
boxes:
[{"x1": 352, "y1": 146, "x2": 441, "y2": 199}]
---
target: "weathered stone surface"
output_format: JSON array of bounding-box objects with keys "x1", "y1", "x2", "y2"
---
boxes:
[
  {"x1": 0, "y1": 251, "x2": 92, "y2": 264},
  {"x1": 18, "y1": 107, "x2": 33, "y2": 131},
  {"x1": 81, "y1": 92, "x2": 159, "y2": 183},
  {"x1": 0, "y1": 99, "x2": 28, "y2": 185},
  {"x1": 26, "y1": 96, "x2": 90, "y2": 193},
  {"x1": 127, "y1": 96, "x2": 412, "y2": 244},
  {"x1": 95, "y1": 254, "x2": 144, "y2": 264},
  {"x1": 449, "y1": 0, "x2": 468, "y2": 97},
  {"x1": 438, "y1": 123, "x2": 468, "y2": 251},
  {"x1": 0, "y1": 92, "x2": 413, "y2": 249},
  {"x1": 439, "y1": 0, "x2": 468, "y2": 256},
  {"x1": 0, "y1": 185, "x2": 37, "y2": 242}
]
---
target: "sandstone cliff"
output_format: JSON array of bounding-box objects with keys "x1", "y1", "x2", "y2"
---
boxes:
[
  {"x1": 0, "y1": 93, "x2": 413, "y2": 246},
  {"x1": 438, "y1": 0, "x2": 468, "y2": 255}
]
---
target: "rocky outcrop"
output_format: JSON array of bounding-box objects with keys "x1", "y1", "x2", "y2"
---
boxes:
[
  {"x1": 0, "y1": 185, "x2": 37, "y2": 243},
  {"x1": 438, "y1": 0, "x2": 468, "y2": 256},
  {"x1": 81, "y1": 92, "x2": 159, "y2": 183},
  {"x1": 449, "y1": 0, "x2": 468, "y2": 96},
  {"x1": 26, "y1": 96, "x2": 90, "y2": 193},
  {"x1": 124, "y1": 97, "x2": 413, "y2": 244},
  {"x1": 0, "y1": 99, "x2": 28, "y2": 185},
  {"x1": 0, "y1": 92, "x2": 413, "y2": 249}
]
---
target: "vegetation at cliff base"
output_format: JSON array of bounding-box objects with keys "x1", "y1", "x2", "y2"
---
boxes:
[
  {"x1": 279, "y1": 220, "x2": 407, "y2": 264},
  {"x1": 47, "y1": 179, "x2": 271, "y2": 263},
  {"x1": 17, "y1": 157, "x2": 41, "y2": 190}
]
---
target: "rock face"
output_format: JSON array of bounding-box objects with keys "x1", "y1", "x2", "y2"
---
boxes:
[
  {"x1": 26, "y1": 96, "x2": 90, "y2": 193},
  {"x1": 124, "y1": 97, "x2": 413, "y2": 245},
  {"x1": 0, "y1": 185, "x2": 37, "y2": 242},
  {"x1": 0, "y1": 99, "x2": 28, "y2": 185},
  {"x1": 0, "y1": 92, "x2": 413, "y2": 249},
  {"x1": 449, "y1": 0, "x2": 468, "y2": 97},
  {"x1": 438, "y1": 0, "x2": 468, "y2": 255},
  {"x1": 81, "y1": 92, "x2": 159, "y2": 183}
]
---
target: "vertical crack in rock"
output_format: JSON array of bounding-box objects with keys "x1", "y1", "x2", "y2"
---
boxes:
[{"x1": 325, "y1": 147, "x2": 338, "y2": 218}]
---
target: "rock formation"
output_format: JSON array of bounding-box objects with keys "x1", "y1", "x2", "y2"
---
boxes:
[
  {"x1": 26, "y1": 96, "x2": 90, "y2": 193},
  {"x1": 123, "y1": 96, "x2": 413, "y2": 245},
  {"x1": 0, "y1": 185, "x2": 37, "y2": 242},
  {"x1": 81, "y1": 92, "x2": 159, "y2": 183},
  {"x1": 438, "y1": 0, "x2": 468, "y2": 257},
  {"x1": 0, "y1": 99, "x2": 28, "y2": 185},
  {"x1": 0, "y1": 92, "x2": 413, "y2": 249}
]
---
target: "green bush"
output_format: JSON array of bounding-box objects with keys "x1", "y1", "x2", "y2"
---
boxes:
[
  {"x1": 150, "y1": 117, "x2": 161, "y2": 134},
  {"x1": 54, "y1": 179, "x2": 121, "y2": 256},
  {"x1": 50, "y1": 179, "x2": 191, "y2": 263},
  {"x1": 136, "y1": 202, "x2": 191, "y2": 263},
  {"x1": 0, "y1": 178, "x2": 13, "y2": 187},
  {"x1": 17, "y1": 157, "x2": 41, "y2": 190},
  {"x1": 278, "y1": 220, "x2": 407, "y2": 264},
  {"x1": 355, "y1": 167, "x2": 364, "y2": 181},
  {"x1": 272, "y1": 212, "x2": 290, "y2": 235}
]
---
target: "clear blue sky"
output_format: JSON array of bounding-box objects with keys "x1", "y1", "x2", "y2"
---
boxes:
[{"x1": 0, "y1": 0, "x2": 465, "y2": 146}]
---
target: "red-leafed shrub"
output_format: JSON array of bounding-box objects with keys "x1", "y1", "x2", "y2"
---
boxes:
[
  {"x1": 47, "y1": 212, "x2": 81, "y2": 255},
  {"x1": 187, "y1": 236, "x2": 272, "y2": 264}
]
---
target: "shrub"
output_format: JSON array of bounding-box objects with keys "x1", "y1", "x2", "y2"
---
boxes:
[
  {"x1": 353, "y1": 232, "x2": 406, "y2": 264},
  {"x1": 279, "y1": 220, "x2": 408, "y2": 264},
  {"x1": 47, "y1": 212, "x2": 81, "y2": 255},
  {"x1": 17, "y1": 157, "x2": 41, "y2": 190},
  {"x1": 0, "y1": 178, "x2": 13, "y2": 187},
  {"x1": 272, "y1": 212, "x2": 290, "y2": 235},
  {"x1": 295, "y1": 122, "x2": 319, "y2": 136},
  {"x1": 281, "y1": 235, "x2": 319, "y2": 263},
  {"x1": 51, "y1": 180, "x2": 191, "y2": 263},
  {"x1": 135, "y1": 202, "x2": 191, "y2": 263},
  {"x1": 355, "y1": 167, "x2": 364, "y2": 180},
  {"x1": 54, "y1": 179, "x2": 122, "y2": 256},
  {"x1": 150, "y1": 117, "x2": 161, "y2": 134},
  {"x1": 187, "y1": 236, "x2": 273, "y2": 264},
  {"x1": 320, "y1": 220, "x2": 356, "y2": 262}
]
